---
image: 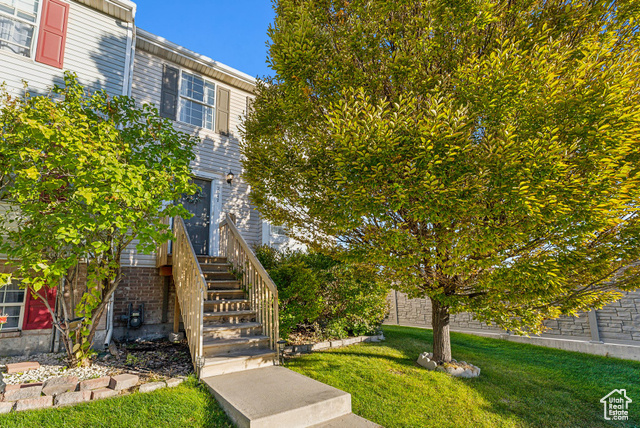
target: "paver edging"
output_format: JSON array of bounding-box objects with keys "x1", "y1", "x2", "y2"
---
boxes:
[
  {"x1": 283, "y1": 333, "x2": 385, "y2": 356},
  {"x1": 0, "y1": 370, "x2": 187, "y2": 414}
]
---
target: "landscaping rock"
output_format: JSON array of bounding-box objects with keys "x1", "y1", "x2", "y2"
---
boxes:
[
  {"x1": 109, "y1": 374, "x2": 139, "y2": 391},
  {"x1": 330, "y1": 340, "x2": 344, "y2": 348},
  {"x1": 417, "y1": 352, "x2": 437, "y2": 370},
  {"x1": 165, "y1": 378, "x2": 184, "y2": 388},
  {"x1": 5, "y1": 362, "x2": 40, "y2": 374},
  {"x1": 0, "y1": 401, "x2": 14, "y2": 414},
  {"x1": 91, "y1": 388, "x2": 118, "y2": 400},
  {"x1": 2, "y1": 383, "x2": 43, "y2": 401},
  {"x1": 138, "y1": 381, "x2": 165, "y2": 393},
  {"x1": 14, "y1": 396, "x2": 53, "y2": 412},
  {"x1": 54, "y1": 391, "x2": 91, "y2": 406},
  {"x1": 78, "y1": 376, "x2": 111, "y2": 391},
  {"x1": 42, "y1": 375, "x2": 79, "y2": 396}
]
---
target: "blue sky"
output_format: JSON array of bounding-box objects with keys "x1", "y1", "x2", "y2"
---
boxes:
[{"x1": 134, "y1": 1, "x2": 275, "y2": 78}]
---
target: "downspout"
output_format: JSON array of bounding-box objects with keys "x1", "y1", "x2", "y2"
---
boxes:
[
  {"x1": 103, "y1": 294, "x2": 115, "y2": 349},
  {"x1": 102, "y1": 2, "x2": 136, "y2": 350}
]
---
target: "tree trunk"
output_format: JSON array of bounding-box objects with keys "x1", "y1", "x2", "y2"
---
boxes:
[{"x1": 430, "y1": 297, "x2": 452, "y2": 362}]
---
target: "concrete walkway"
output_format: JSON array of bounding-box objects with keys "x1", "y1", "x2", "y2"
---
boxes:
[{"x1": 202, "y1": 366, "x2": 381, "y2": 428}]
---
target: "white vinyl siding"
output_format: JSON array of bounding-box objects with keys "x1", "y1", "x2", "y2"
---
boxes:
[
  {"x1": 0, "y1": 0, "x2": 129, "y2": 97},
  {"x1": 128, "y1": 49, "x2": 262, "y2": 267}
]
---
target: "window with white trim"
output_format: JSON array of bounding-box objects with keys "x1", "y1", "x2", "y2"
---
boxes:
[
  {"x1": 270, "y1": 224, "x2": 287, "y2": 237},
  {"x1": 0, "y1": 280, "x2": 25, "y2": 330},
  {"x1": 0, "y1": 0, "x2": 40, "y2": 57},
  {"x1": 179, "y1": 71, "x2": 215, "y2": 130}
]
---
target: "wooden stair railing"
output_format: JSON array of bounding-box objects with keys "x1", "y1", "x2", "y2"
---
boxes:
[
  {"x1": 219, "y1": 214, "x2": 279, "y2": 350},
  {"x1": 171, "y1": 216, "x2": 207, "y2": 376}
]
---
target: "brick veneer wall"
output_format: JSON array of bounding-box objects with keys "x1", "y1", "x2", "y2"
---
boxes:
[
  {"x1": 386, "y1": 290, "x2": 640, "y2": 344},
  {"x1": 113, "y1": 267, "x2": 175, "y2": 338}
]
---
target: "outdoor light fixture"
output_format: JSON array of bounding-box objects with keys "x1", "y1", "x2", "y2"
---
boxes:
[{"x1": 226, "y1": 170, "x2": 235, "y2": 185}]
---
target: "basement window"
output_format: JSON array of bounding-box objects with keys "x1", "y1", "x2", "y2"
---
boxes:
[{"x1": 0, "y1": 280, "x2": 25, "y2": 330}]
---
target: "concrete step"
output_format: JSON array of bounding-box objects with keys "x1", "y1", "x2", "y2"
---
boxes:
[
  {"x1": 200, "y1": 349, "x2": 276, "y2": 378},
  {"x1": 203, "y1": 366, "x2": 352, "y2": 428},
  {"x1": 203, "y1": 322, "x2": 263, "y2": 339},
  {"x1": 204, "y1": 299, "x2": 251, "y2": 312},
  {"x1": 198, "y1": 256, "x2": 228, "y2": 264},
  {"x1": 203, "y1": 336, "x2": 270, "y2": 356},
  {"x1": 207, "y1": 280, "x2": 242, "y2": 290},
  {"x1": 310, "y1": 413, "x2": 381, "y2": 427}
]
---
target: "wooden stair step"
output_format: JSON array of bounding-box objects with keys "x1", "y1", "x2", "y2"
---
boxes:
[
  {"x1": 204, "y1": 299, "x2": 249, "y2": 305},
  {"x1": 200, "y1": 349, "x2": 277, "y2": 377},
  {"x1": 204, "y1": 336, "x2": 269, "y2": 348},
  {"x1": 207, "y1": 280, "x2": 241, "y2": 288},
  {"x1": 207, "y1": 289, "x2": 245, "y2": 296},
  {"x1": 203, "y1": 322, "x2": 261, "y2": 332},
  {"x1": 197, "y1": 256, "x2": 228, "y2": 264},
  {"x1": 204, "y1": 310, "x2": 256, "y2": 318}
]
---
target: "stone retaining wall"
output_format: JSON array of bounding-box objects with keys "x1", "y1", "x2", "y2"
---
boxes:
[{"x1": 386, "y1": 290, "x2": 640, "y2": 361}]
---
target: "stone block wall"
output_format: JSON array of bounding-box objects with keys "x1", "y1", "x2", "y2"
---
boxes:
[
  {"x1": 596, "y1": 290, "x2": 640, "y2": 342},
  {"x1": 386, "y1": 289, "x2": 640, "y2": 345}
]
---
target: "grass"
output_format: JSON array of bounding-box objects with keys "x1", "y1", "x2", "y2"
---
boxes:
[
  {"x1": 1, "y1": 327, "x2": 638, "y2": 427},
  {"x1": 0, "y1": 377, "x2": 233, "y2": 428},
  {"x1": 287, "y1": 325, "x2": 640, "y2": 428}
]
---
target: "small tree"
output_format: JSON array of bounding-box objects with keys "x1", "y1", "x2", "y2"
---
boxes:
[
  {"x1": 0, "y1": 73, "x2": 196, "y2": 365},
  {"x1": 243, "y1": 1, "x2": 640, "y2": 362}
]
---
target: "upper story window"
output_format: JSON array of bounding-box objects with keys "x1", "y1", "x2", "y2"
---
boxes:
[
  {"x1": 0, "y1": 0, "x2": 40, "y2": 57},
  {"x1": 179, "y1": 71, "x2": 215, "y2": 131},
  {"x1": 0, "y1": 280, "x2": 25, "y2": 330}
]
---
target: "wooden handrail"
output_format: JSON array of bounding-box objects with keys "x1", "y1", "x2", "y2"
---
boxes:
[
  {"x1": 219, "y1": 213, "x2": 279, "y2": 349},
  {"x1": 171, "y1": 216, "x2": 207, "y2": 376}
]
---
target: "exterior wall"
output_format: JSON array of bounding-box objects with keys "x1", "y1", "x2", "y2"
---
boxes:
[
  {"x1": 122, "y1": 48, "x2": 262, "y2": 268},
  {"x1": 386, "y1": 290, "x2": 640, "y2": 360},
  {"x1": 0, "y1": 0, "x2": 130, "y2": 97},
  {"x1": 112, "y1": 267, "x2": 176, "y2": 340}
]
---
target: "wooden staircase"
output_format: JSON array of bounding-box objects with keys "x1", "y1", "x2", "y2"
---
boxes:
[
  {"x1": 158, "y1": 215, "x2": 279, "y2": 379},
  {"x1": 198, "y1": 255, "x2": 276, "y2": 377}
]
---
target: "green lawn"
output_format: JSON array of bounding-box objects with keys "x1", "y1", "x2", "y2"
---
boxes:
[
  {"x1": 1, "y1": 327, "x2": 638, "y2": 427},
  {"x1": 287, "y1": 325, "x2": 640, "y2": 428},
  {"x1": 0, "y1": 377, "x2": 233, "y2": 428}
]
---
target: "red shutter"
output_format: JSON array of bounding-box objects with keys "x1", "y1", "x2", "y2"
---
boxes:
[
  {"x1": 35, "y1": 0, "x2": 69, "y2": 69},
  {"x1": 22, "y1": 288, "x2": 57, "y2": 331}
]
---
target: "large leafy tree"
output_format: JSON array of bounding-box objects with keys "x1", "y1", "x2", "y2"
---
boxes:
[
  {"x1": 0, "y1": 73, "x2": 196, "y2": 365},
  {"x1": 243, "y1": 0, "x2": 640, "y2": 362}
]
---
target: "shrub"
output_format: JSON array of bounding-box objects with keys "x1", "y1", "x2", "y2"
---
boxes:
[{"x1": 254, "y1": 245, "x2": 389, "y2": 341}]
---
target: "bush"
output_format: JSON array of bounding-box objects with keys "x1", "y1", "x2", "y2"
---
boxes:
[{"x1": 254, "y1": 245, "x2": 389, "y2": 341}]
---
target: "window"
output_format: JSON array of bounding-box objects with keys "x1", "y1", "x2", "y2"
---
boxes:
[
  {"x1": 270, "y1": 224, "x2": 287, "y2": 237},
  {"x1": 0, "y1": 280, "x2": 25, "y2": 330},
  {"x1": 179, "y1": 71, "x2": 215, "y2": 130},
  {"x1": 0, "y1": 0, "x2": 40, "y2": 57}
]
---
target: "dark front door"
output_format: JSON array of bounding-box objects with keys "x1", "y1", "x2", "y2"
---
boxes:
[{"x1": 180, "y1": 178, "x2": 212, "y2": 255}]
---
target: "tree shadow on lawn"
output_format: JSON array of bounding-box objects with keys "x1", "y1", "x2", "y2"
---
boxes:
[
  {"x1": 289, "y1": 326, "x2": 640, "y2": 427},
  {"x1": 382, "y1": 325, "x2": 640, "y2": 427}
]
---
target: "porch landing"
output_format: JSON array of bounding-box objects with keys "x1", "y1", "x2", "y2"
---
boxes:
[{"x1": 202, "y1": 366, "x2": 380, "y2": 428}]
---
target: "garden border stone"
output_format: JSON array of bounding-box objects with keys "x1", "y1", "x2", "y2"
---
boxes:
[{"x1": 283, "y1": 334, "x2": 385, "y2": 356}]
